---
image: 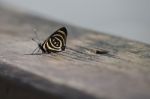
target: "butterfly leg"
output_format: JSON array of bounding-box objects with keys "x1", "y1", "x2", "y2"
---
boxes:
[
  {"x1": 37, "y1": 48, "x2": 40, "y2": 53},
  {"x1": 31, "y1": 47, "x2": 39, "y2": 54}
]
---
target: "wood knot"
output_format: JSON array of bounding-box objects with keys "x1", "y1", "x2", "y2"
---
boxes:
[{"x1": 84, "y1": 48, "x2": 109, "y2": 55}]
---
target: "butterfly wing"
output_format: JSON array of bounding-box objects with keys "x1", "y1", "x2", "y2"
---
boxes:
[{"x1": 42, "y1": 27, "x2": 67, "y2": 53}]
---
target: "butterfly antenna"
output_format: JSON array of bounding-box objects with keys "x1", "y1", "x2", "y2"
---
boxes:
[
  {"x1": 32, "y1": 27, "x2": 41, "y2": 45},
  {"x1": 32, "y1": 38, "x2": 40, "y2": 44},
  {"x1": 33, "y1": 28, "x2": 40, "y2": 41},
  {"x1": 32, "y1": 28, "x2": 40, "y2": 54}
]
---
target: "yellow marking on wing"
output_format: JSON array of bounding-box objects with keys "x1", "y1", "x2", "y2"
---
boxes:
[
  {"x1": 49, "y1": 37, "x2": 62, "y2": 49},
  {"x1": 42, "y1": 40, "x2": 48, "y2": 51},
  {"x1": 46, "y1": 42, "x2": 61, "y2": 51},
  {"x1": 53, "y1": 34, "x2": 66, "y2": 45},
  {"x1": 57, "y1": 30, "x2": 67, "y2": 38}
]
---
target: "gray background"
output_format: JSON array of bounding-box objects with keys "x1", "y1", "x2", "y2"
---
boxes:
[{"x1": 0, "y1": 0, "x2": 150, "y2": 44}]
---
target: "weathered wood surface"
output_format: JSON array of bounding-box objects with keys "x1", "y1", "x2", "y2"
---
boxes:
[{"x1": 0, "y1": 7, "x2": 150, "y2": 99}]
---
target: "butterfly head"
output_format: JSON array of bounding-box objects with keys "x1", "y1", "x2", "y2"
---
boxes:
[
  {"x1": 38, "y1": 43, "x2": 42, "y2": 48},
  {"x1": 38, "y1": 43, "x2": 46, "y2": 53}
]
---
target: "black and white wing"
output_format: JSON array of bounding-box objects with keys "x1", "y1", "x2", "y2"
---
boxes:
[{"x1": 42, "y1": 27, "x2": 67, "y2": 53}]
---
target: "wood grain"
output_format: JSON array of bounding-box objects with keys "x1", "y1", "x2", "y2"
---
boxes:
[{"x1": 0, "y1": 7, "x2": 150, "y2": 99}]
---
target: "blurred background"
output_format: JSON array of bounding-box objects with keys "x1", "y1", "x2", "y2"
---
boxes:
[{"x1": 0, "y1": 0, "x2": 150, "y2": 44}]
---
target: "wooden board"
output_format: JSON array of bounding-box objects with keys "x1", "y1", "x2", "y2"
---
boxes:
[{"x1": 0, "y1": 7, "x2": 150, "y2": 99}]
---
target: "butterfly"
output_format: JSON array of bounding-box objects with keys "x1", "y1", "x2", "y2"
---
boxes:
[{"x1": 32, "y1": 27, "x2": 67, "y2": 54}]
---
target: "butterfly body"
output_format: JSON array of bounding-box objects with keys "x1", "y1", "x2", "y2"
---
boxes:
[{"x1": 33, "y1": 27, "x2": 67, "y2": 54}]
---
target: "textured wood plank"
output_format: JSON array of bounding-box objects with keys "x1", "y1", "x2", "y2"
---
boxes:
[{"x1": 0, "y1": 7, "x2": 150, "y2": 99}]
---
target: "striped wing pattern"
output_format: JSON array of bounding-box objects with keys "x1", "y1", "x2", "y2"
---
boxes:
[{"x1": 41, "y1": 27, "x2": 67, "y2": 53}]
